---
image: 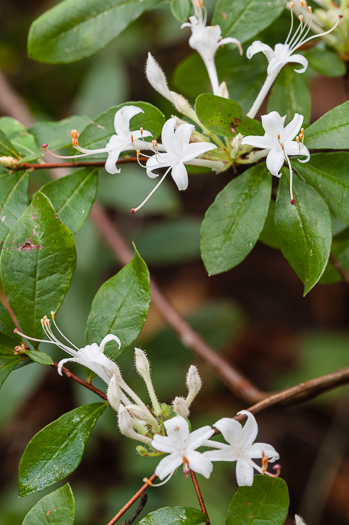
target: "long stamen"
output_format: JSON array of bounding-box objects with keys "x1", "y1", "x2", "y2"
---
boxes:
[
  {"x1": 51, "y1": 312, "x2": 79, "y2": 350},
  {"x1": 293, "y1": 14, "x2": 343, "y2": 50},
  {"x1": 131, "y1": 167, "x2": 171, "y2": 214},
  {"x1": 13, "y1": 327, "x2": 55, "y2": 346},
  {"x1": 284, "y1": 2, "x2": 295, "y2": 46},
  {"x1": 286, "y1": 155, "x2": 295, "y2": 205}
]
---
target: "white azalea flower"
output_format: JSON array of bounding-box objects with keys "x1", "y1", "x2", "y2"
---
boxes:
[
  {"x1": 131, "y1": 118, "x2": 216, "y2": 213},
  {"x1": 182, "y1": 15, "x2": 242, "y2": 95},
  {"x1": 152, "y1": 416, "x2": 215, "y2": 481},
  {"x1": 44, "y1": 105, "x2": 152, "y2": 174},
  {"x1": 247, "y1": 2, "x2": 342, "y2": 117},
  {"x1": 203, "y1": 410, "x2": 279, "y2": 487},
  {"x1": 14, "y1": 313, "x2": 120, "y2": 385},
  {"x1": 241, "y1": 111, "x2": 310, "y2": 203}
]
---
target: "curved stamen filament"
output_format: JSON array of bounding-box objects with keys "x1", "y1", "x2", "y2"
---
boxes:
[
  {"x1": 131, "y1": 166, "x2": 172, "y2": 214},
  {"x1": 50, "y1": 312, "x2": 79, "y2": 350}
]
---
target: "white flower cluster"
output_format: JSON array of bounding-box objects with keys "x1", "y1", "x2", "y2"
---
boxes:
[{"x1": 15, "y1": 315, "x2": 280, "y2": 488}]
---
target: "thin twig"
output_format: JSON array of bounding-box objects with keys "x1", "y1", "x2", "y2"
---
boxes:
[
  {"x1": 89, "y1": 202, "x2": 266, "y2": 404},
  {"x1": 6, "y1": 157, "x2": 145, "y2": 171},
  {"x1": 329, "y1": 253, "x2": 349, "y2": 285},
  {"x1": 123, "y1": 493, "x2": 148, "y2": 525},
  {"x1": 106, "y1": 474, "x2": 157, "y2": 525},
  {"x1": 52, "y1": 361, "x2": 107, "y2": 401},
  {"x1": 0, "y1": 72, "x2": 34, "y2": 127},
  {"x1": 190, "y1": 470, "x2": 210, "y2": 524}
]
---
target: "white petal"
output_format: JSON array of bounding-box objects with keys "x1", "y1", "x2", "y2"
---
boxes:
[
  {"x1": 105, "y1": 149, "x2": 122, "y2": 174},
  {"x1": 187, "y1": 450, "x2": 213, "y2": 479},
  {"x1": 99, "y1": 334, "x2": 121, "y2": 352},
  {"x1": 246, "y1": 41, "x2": 274, "y2": 61},
  {"x1": 171, "y1": 162, "x2": 188, "y2": 191},
  {"x1": 182, "y1": 141, "x2": 217, "y2": 163},
  {"x1": 173, "y1": 123, "x2": 195, "y2": 155},
  {"x1": 238, "y1": 410, "x2": 259, "y2": 447},
  {"x1": 241, "y1": 135, "x2": 273, "y2": 150},
  {"x1": 266, "y1": 149, "x2": 285, "y2": 177},
  {"x1": 202, "y1": 447, "x2": 238, "y2": 462},
  {"x1": 161, "y1": 118, "x2": 177, "y2": 151},
  {"x1": 114, "y1": 105, "x2": 144, "y2": 136},
  {"x1": 285, "y1": 142, "x2": 310, "y2": 163},
  {"x1": 57, "y1": 357, "x2": 76, "y2": 375},
  {"x1": 152, "y1": 434, "x2": 178, "y2": 454},
  {"x1": 164, "y1": 415, "x2": 190, "y2": 441},
  {"x1": 289, "y1": 53, "x2": 308, "y2": 74},
  {"x1": 261, "y1": 111, "x2": 286, "y2": 137},
  {"x1": 236, "y1": 460, "x2": 254, "y2": 486},
  {"x1": 283, "y1": 113, "x2": 303, "y2": 142},
  {"x1": 213, "y1": 418, "x2": 243, "y2": 445},
  {"x1": 246, "y1": 443, "x2": 279, "y2": 461},
  {"x1": 155, "y1": 452, "x2": 182, "y2": 480},
  {"x1": 146, "y1": 153, "x2": 172, "y2": 178},
  {"x1": 186, "y1": 426, "x2": 215, "y2": 451},
  {"x1": 219, "y1": 37, "x2": 242, "y2": 55}
]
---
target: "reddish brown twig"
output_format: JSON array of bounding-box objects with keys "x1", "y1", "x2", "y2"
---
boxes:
[
  {"x1": 89, "y1": 202, "x2": 265, "y2": 404},
  {"x1": 329, "y1": 253, "x2": 349, "y2": 285},
  {"x1": 123, "y1": 493, "x2": 148, "y2": 525},
  {"x1": 7, "y1": 157, "x2": 146, "y2": 171},
  {"x1": 190, "y1": 470, "x2": 210, "y2": 524},
  {"x1": 106, "y1": 474, "x2": 157, "y2": 525},
  {"x1": 52, "y1": 361, "x2": 107, "y2": 401}
]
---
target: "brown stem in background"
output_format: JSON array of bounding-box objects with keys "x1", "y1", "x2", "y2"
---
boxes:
[
  {"x1": 106, "y1": 474, "x2": 157, "y2": 525},
  {"x1": 190, "y1": 470, "x2": 210, "y2": 523},
  {"x1": 90, "y1": 202, "x2": 266, "y2": 404},
  {"x1": 123, "y1": 493, "x2": 148, "y2": 525},
  {"x1": 329, "y1": 253, "x2": 349, "y2": 285},
  {"x1": 0, "y1": 72, "x2": 34, "y2": 127}
]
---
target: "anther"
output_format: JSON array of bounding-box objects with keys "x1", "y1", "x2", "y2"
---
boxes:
[
  {"x1": 280, "y1": 142, "x2": 284, "y2": 150},
  {"x1": 152, "y1": 140, "x2": 158, "y2": 149},
  {"x1": 300, "y1": 0, "x2": 304, "y2": 7},
  {"x1": 71, "y1": 130, "x2": 79, "y2": 147},
  {"x1": 299, "y1": 15, "x2": 303, "y2": 22},
  {"x1": 296, "y1": 136, "x2": 300, "y2": 144},
  {"x1": 277, "y1": 133, "x2": 281, "y2": 140},
  {"x1": 308, "y1": 6, "x2": 312, "y2": 14},
  {"x1": 130, "y1": 134, "x2": 134, "y2": 143},
  {"x1": 290, "y1": 1, "x2": 294, "y2": 8},
  {"x1": 262, "y1": 451, "x2": 268, "y2": 473},
  {"x1": 143, "y1": 477, "x2": 153, "y2": 486},
  {"x1": 51, "y1": 311, "x2": 55, "y2": 319},
  {"x1": 140, "y1": 127, "x2": 143, "y2": 136}
]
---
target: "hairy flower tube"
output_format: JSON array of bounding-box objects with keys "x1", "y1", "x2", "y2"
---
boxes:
[
  {"x1": 181, "y1": 14, "x2": 242, "y2": 95},
  {"x1": 152, "y1": 416, "x2": 215, "y2": 481},
  {"x1": 14, "y1": 313, "x2": 120, "y2": 384},
  {"x1": 246, "y1": 1, "x2": 343, "y2": 117},
  {"x1": 241, "y1": 111, "x2": 310, "y2": 203},
  {"x1": 203, "y1": 411, "x2": 280, "y2": 486},
  {"x1": 43, "y1": 105, "x2": 152, "y2": 174},
  {"x1": 131, "y1": 117, "x2": 217, "y2": 213}
]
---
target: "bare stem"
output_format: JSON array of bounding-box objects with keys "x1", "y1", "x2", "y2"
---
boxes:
[
  {"x1": 106, "y1": 474, "x2": 157, "y2": 525},
  {"x1": 52, "y1": 362, "x2": 107, "y2": 401},
  {"x1": 6, "y1": 157, "x2": 145, "y2": 171},
  {"x1": 329, "y1": 253, "x2": 349, "y2": 285},
  {"x1": 190, "y1": 470, "x2": 210, "y2": 523}
]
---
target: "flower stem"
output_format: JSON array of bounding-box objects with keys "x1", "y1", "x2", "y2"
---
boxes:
[
  {"x1": 247, "y1": 70, "x2": 280, "y2": 119},
  {"x1": 190, "y1": 470, "x2": 210, "y2": 524}
]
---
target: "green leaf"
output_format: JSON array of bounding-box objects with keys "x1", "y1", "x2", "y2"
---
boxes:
[
  {"x1": 195, "y1": 94, "x2": 263, "y2": 138},
  {"x1": 0, "y1": 128, "x2": 19, "y2": 158},
  {"x1": 212, "y1": 0, "x2": 287, "y2": 43},
  {"x1": 275, "y1": 171, "x2": 332, "y2": 295},
  {"x1": 226, "y1": 475, "x2": 289, "y2": 525},
  {"x1": 0, "y1": 117, "x2": 41, "y2": 162},
  {"x1": 171, "y1": 0, "x2": 191, "y2": 23},
  {"x1": 0, "y1": 171, "x2": 29, "y2": 243},
  {"x1": 30, "y1": 116, "x2": 91, "y2": 150},
  {"x1": 174, "y1": 50, "x2": 266, "y2": 114},
  {"x1": 28, "y1": 0, "x2": 161, "y2": 64},
  {"x1": 85, "y1": 247, "x2": 151, "y2": 358},
  {"x1": 18, "y1": 403, "x2": 106, "y2": 496},
  {"x1": 0, "y1": 348, "x2": 25, "y2": 388},
  {"x1": 40, "y1": 168, "x2": 98, "y2": 234},
  {"x1": 0, "y1": 301, "x2": 22, "y2": 347},
  {"x1": 295, "y1": 152, "x2": 349, "y2": 225},
  {"x1": 139, "y1": 506, "x2": 207, "y2": 525},
  {"x1": 268, "y1": 66, "x2": 311, "y2": 125},
  {"x1": 22, "y1": 484, "x2": 75, "y2": 525},
  {"x1": 201, "y1": 164, "x2": 271, "y2": 275},
  {"x1": 259, "y1": 199, "x2": 280, "y2": 249},
  {"x1": 306, "y1": 47, "x2": 346, "y2": 77},
  {"x1": 1, "y1": 192, "x2": 77, "y2": 338},
  {"x1": 78, "y1": 102, "x2": 165, "y2": 152},
  {"x1": 305, "y1": 100, "x2": 349, "y2": 150},
  {"x1": 21, "y1": 350, "x2": 54, "y2": 366},
  {"x1": 133, "y1": 218, "x2": 201, "y2": 265}
]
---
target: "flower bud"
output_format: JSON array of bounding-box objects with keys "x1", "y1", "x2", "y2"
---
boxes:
[
  {"x1": 186, "y1": 365, "x2": 202, "y2": 406},
  {"x1": 107, "y1": 374, "x2": 122, "y2": 412},
  {"x1": 118, "y1": 405, "x2": 135, "y2": 438},
  {"x1": 172, "y1": 396, "x2": 190, "y2": 418},
  {"x1": 126, "y1": 404, "x2": 151, "y2": 423},
  {"x1": 217, "y1": 81, "x2": 229, "y2": 99},
  {"x1": 146, "y1": 53, "x2": 173, "y2": 101},
  {"x1": 135, "y1": 348, "x2": 150, "y2": 379},
  {"x1": 295, "y1": 516, "x2": 306, "y2": 525},
  {"x1": 170, "y1": 91, "x2": 193, "y2": 116}
]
